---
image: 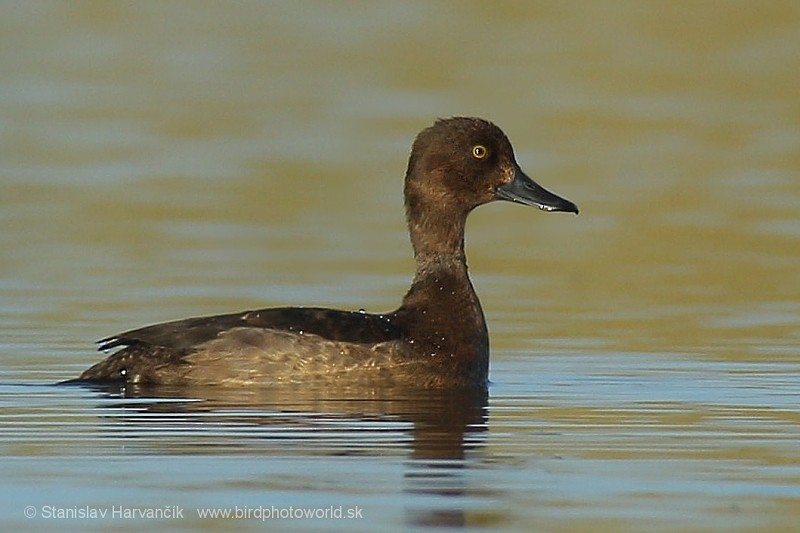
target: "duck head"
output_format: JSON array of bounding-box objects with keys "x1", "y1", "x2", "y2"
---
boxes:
[{"x1": 404, "y1": 117, "x2": 578, "y2": 217}]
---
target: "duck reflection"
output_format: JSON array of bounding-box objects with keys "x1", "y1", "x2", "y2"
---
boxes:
[{"x1": 75, "y1": 382, "x2": 488, "y2": 528}]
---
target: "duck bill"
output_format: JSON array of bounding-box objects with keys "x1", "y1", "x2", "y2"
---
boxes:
[{"x1": 496, "y1": 165, "x2": 579, "y2": 214}]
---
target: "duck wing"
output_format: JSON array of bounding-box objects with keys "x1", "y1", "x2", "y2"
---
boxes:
[{"x1": 98, "y1": 307, "x2": 403, "y2": 352}]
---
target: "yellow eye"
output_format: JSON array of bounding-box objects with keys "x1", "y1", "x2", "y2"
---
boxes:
[{"x1": 472, "y1": 145, "x2": 488, "y2": 159}]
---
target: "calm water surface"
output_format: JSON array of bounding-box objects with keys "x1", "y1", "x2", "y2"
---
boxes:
[{"x1": 1, "y1": 2, "x2": 799, "y2": 532}]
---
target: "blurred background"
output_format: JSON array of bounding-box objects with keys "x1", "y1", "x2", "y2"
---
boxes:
[
  {"x1": 0, "y1": 2, "x2": 798, "y2": 531},
  {"x1": 2, "y1": 1, "x2": 798, "y2": 370}
]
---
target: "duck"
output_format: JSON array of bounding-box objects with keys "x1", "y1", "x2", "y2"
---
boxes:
[{"x1": 72, "y1": 117, "x2": 578, "y2": 388}]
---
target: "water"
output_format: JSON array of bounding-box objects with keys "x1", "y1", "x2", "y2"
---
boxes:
[{"x1": 1, "y1": 2, "x2": 799, "y2": 531}]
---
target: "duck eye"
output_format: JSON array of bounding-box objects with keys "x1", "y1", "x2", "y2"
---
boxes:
[{"x1": 472, "y1": 145, "x2": 488, "y2": 160}]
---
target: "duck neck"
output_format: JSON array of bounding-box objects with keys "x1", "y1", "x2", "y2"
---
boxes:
[
  {"x1": 406, "y1": 200, "x2": 468, "y2": 262},
  {"x1": 396, "y1": 200, "x2": 489, "y2": 381}
]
